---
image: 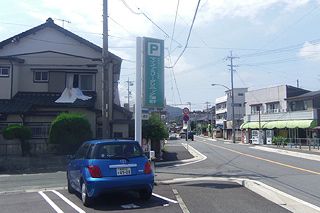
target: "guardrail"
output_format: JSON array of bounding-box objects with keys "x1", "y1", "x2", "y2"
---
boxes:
[
  {"x1": 0, "y1": 143, "x2": 55, "y2": 156},
  {"x1": 275, "y1": 138, "x2": 319, "y2": 151}
]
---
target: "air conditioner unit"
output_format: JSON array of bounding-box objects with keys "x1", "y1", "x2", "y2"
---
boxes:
[{"x1": 274, "y1": 109, "x2": 279, "y2": 113}]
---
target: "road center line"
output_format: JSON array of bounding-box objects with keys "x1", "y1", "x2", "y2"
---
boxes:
[
  {"x1": 202, "y1": 141, "x2": 320, "y2": 176},
  {"x1": 38, "y1": 191, "x2": 64, "y2": 213}
]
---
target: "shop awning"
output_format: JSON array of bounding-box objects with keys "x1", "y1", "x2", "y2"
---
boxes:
[
  {"x1": 240, "y1": 120, "x2": 317, "y2": 129},
  {"x1": 240, "y1": 122, "x2": 266, "y2": 129}
]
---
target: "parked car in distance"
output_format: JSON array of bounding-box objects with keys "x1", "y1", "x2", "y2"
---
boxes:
[
  {"x1": 67, "y1": 140, "x2": 154, "y2": 206},
  {"x1": 188, "y1": 132, "x2": 195, "y2": 141},
  {"x1": 179, "y1": 132, "x2": 186, "y2": 138}
]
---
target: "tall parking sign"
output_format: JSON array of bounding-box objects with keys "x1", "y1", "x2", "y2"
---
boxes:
[{"x1": 143, "y1": 37, "x2": 164, "y2": 108}]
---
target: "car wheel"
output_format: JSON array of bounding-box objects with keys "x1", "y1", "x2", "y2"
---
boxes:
[
  {"x1": 139, "y1": 190, "x2": 152, "y2": 200},
  {"x1": 81, "y1": 182, "x2": 92, "y2": 206}
]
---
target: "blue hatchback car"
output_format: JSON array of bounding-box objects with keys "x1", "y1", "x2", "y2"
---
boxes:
[{"x1": 67, "y1": 140, "x2": 154, "y2": 206}]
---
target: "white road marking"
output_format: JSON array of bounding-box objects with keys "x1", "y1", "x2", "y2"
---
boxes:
[
  {"x1": 38, "y1": 191, "x2": 64, "y2": 213},
  {"x1": 152, "y1": 193, "x2": 178, "y2": 204},
  {"x1": 172, "y1": 189, "x2": 190, "y2": 213},
  {"x1": 50, "y1": 190, "x2": 86, "y2": 213}
]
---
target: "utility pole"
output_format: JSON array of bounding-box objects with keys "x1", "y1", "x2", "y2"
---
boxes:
[
  {"x1": 102, "y1": 0, "x2": 110, "y2": 139},
  {"x1": 206, "y1": 101, "x2": 210, "y2": 136},
  {"x1": 227, "y1": 51, "x2": 238, "y2": 143},
  {"x1": 125, "y1": 78, "x2": 134, "y2": 109}
]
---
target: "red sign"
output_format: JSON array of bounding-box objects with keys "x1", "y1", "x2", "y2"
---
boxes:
[
  {"x1": 183, "y1": 107, "x2": 189, "y2": 114},
  {"x1": 183, "y1": 114, "x2": 190, "y2": 122}
]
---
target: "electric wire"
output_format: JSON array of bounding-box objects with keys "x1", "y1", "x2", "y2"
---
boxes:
[
  {"x1": 137, "y1": 7, "x2": 182, "y2": 48},
  {"x1": 169, "y1": 0, "x2": 180, "y2": 53},
  {"x1": 108, "y1": 15, "x2": 136, "y2": 38},
  {"x1": 168, "y1": 0, "x2": 202, "y2": 68}
]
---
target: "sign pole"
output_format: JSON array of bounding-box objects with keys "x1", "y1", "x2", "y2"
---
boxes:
[
  {"x1": 135, "y1": 37, "x2": 142, "y2": 145},
  {"x1": 182, "y1": 108, "x2": 190, "y2": 150}
]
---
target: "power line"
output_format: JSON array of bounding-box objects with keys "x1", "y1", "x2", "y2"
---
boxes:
[
  {"x1": 169, "y1": 0, "x2": 180, "y2": 53},
  {"x1": 137, "y1": 7, "x2": 182, "y2": 48},
  {"x1": 168, "y1": 0, "x2": 202, "y2": 68},
  {"x1": 108, "y1": 15, "x2": 136, "y2": 38},
  {"x1": 244, "y1": 2, "x2": 320, "y2": 59},
  {"x1": 119, "y1": 0, "x2": 141, "y2": 15}
]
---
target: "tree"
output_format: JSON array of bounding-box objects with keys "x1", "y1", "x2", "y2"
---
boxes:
[
  {"x1": 2, "y1": 125, "x2": 32, "y2": 157},
  {"x1": 142, "y1": 114, "x2": 168, "y2": 141},
  {"x1": 190, "y1": 121, "x2": 196, "y2": 131},
  {"x1": 49, "y1": 113, "x2": 92, "y2": 154},
  {"x1": 142, "y1": 114, "x2": 169, "y2": 158}
]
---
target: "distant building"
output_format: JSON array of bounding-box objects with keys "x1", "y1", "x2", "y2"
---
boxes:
[
  {"x1": 241, "y1": 85, "x2": 319, "y2": 143},
  {"x1": 215, "y1": 88, "x2": 247, "y2": 140}
]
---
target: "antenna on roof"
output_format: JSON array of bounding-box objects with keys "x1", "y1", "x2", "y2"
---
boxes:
[{"x1": 54, "y1": 18, "x2": 71, "y2": 28}]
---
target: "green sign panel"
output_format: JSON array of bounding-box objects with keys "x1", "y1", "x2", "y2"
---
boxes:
[{"x1": 143, "y1": 37, "x2": 164, "y2": 108}]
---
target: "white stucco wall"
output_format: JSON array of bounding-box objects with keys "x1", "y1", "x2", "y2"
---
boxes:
[{"x1": 245, "y1": 85, "x2": 287, "y2": 115}]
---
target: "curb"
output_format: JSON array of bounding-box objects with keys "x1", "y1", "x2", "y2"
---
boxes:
[
  {"x1": 161, "y1": 177, "x2": 320, "y2": 213},
  {"x1": 155, "y1": 143, "x2": 207, "y2": 167}
]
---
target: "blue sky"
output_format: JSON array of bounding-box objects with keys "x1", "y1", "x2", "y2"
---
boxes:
[{"x1": 1, "y1": 0, "x2": 320, "y2": 110}]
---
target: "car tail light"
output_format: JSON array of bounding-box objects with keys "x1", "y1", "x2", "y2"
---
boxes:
[
  {"x1": 144, "y1": 162, "x2": 152, "y2": 174},
  {"x1": 88, "y1": 165, "x2": 102, "y2": 178}
]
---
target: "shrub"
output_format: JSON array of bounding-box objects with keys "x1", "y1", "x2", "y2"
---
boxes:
[
  {"x1": 142, "y1": 114, "x2": 169, "y2": 141},
  {"x1": 201, "y1": 126, "x2": 207, "y2": 134},
  {"x1": 49, "y1": 113, "x2": 92, "y2": 154},
  {"x1": 2, "y1": 125, "x2": 32, "y2": 157}
]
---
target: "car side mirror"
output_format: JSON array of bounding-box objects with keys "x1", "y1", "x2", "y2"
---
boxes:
[{"x1": 67, "y1": 155, "x2": 75, "y2": 160}]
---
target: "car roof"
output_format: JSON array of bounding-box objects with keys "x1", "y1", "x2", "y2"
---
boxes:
[{"x1": 84, "y1": 139, "x2": 139, "y2": 145}]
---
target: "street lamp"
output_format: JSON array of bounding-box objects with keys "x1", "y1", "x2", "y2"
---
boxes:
[{"x1": 211, "y1": 83, "x2": 235, "y2": 143}]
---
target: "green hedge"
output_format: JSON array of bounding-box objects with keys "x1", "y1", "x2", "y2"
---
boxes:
[
  {"x1": 49, "y1": 113, "x2": 92, "y2": 154},
  {"x1": 2, "y1": 125, "x2": 32, "y2": 157}
]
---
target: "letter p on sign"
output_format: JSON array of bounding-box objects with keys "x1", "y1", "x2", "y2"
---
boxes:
[{"x1": 148, "y1": 42, "x2": 160, "y2": 56}]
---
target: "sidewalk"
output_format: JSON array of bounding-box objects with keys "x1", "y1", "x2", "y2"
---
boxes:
[
  {"x1": 155, "y1": 139, "x2": 197, "y2": 167},
  {"x1": 203, "y1": 135, "x2": 320, "y2": 156}
]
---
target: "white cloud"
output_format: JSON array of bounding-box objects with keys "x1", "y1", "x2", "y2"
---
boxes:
[{"x1": 298, "y1": 41, "x2": 320, "y2": 61}]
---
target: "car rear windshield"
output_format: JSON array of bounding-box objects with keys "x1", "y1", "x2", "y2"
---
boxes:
[{"x1": 92, "y1": 142, "x2": 144, "y2": 159}]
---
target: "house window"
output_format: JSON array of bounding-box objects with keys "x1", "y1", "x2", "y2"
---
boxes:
[
  {"x1": 251, "y1": 105, "x2": 262, "y2": 114},
  {"x1": 72, "y1": 74, "x2": 94, "y2": 91},
  {"x1": 34, "y1": 71, "x2": 49, "y2": 82},
  {"x1": 291, "y1": 100, "x2": 308, "y2": 111},
  {"x1": 0, "y1": 67, "x2": 10, "y2": 77},
  {"x1": 238, "y1": 93, "x2": 244, "y2": 96},
  {"x1": 266, "y1": 102, "x2": 280, "y2": 113},
  {"x1": 234, "y1": 103, "x2": 242, "y2": 107}
]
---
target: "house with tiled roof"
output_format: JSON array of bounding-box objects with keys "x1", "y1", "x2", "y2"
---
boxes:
[{"x1": 0, "y1": 18, "x2": 132, "y2": 151}]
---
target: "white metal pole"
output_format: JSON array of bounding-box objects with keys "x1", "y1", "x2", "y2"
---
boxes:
[{"x1": 135, "y1": 37, "x2": 142, "y2": 145}]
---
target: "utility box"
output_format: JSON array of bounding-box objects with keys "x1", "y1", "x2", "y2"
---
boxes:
[{"x1": 266, "y1": 130, "x2": 274, "y2": 145}]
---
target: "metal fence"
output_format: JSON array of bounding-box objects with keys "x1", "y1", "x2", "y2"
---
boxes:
[
  {"x1": 275, "y1": 138, "x2": 320, "y2": 151},
  {"x1": 0, "y1": 143, "x2": 55, "y2": 156}
]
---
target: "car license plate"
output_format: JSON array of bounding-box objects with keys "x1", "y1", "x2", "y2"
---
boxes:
[{"x1": 117, "y1": 167, "x2": 131, "y2": 176}]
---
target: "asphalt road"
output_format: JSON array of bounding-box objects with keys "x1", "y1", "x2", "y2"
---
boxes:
[
  {"x1": 156, "y1": 136, "x2": 320, "y2": 211},
  {"x1": 1, "y1": 136, "x2": 320, "y2": 212}
]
